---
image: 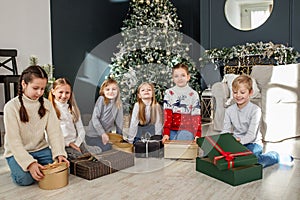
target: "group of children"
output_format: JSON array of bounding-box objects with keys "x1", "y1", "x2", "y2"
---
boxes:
[{"x1": 3, "y1": 63, "x2": 293, "y2": 186}]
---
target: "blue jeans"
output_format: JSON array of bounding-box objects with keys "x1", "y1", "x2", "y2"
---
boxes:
[
  {"x1": 85, "y1": 135, "x2": 112, "y2": 152},
  {"x1": 6, "y1": 147, "x2": 53, "y2": 186},
  {"x1": 244, "y1": 143, "x2": 279, "y2": 168},
  {"x1": 170, "y1": 130, "x2": 194, "y2": 140}
]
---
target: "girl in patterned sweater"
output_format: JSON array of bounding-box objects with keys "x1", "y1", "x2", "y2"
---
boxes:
[{"x1": 162, "y1": 63, "x2": 202, "y2": 143}]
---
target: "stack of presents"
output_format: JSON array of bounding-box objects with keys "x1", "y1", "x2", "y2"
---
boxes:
[
  {"x1": 196, "y1": 133, "x2": 263, "y2": 186},
  {"x1": 68, "y1": 133, "x2": 166, "y2": 180},
  {"x1": 68, "y1": 132, "x2": 199, "y2": 180},
  {"x1": 69, "y1": 133, "x2": 135, "y2": 180},
  {"x1": 67, "y1": 132, "x2": 262, "y2": 187}
]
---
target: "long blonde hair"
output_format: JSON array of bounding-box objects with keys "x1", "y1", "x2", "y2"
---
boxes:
[
  {"x1": 99, "y1": 78, "x2": 122, "y2": 109},
  {"x1": 136, "y1": 82, "x2": 162, "y2": 125},
  {"x1": 48, "y1": 78, "x2": 81, "y2": 122}
]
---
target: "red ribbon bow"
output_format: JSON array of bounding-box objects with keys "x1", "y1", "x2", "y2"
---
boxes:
[
  {"x1": 206, "y1": 136, "x2": 253, "y2": 169},
  {"x1": 221, "y1": 151, "x2": 234, "y2": 161}
]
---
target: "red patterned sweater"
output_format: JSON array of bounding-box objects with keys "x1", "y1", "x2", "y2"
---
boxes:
[{"x1": 163, "y1": 84, "x2": 202, "y2": 137}]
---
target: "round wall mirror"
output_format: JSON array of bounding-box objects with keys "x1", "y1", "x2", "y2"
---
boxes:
[{"x1": 224, "y1": 0, "x2": 273, "y2": 31}]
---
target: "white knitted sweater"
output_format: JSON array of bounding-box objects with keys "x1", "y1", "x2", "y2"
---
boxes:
[{"x1": 3, "y1": 95, "x2": 67, "y2": 171}]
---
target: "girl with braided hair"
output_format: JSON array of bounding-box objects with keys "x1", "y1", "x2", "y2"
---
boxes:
[{"x1": 3, "y1": 65, "x2": 69, "y2": 186}]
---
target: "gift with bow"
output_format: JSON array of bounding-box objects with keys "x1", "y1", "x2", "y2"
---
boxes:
[
  {"x1": 69, "y1": 149, "x2": 134, "y2": 180},
  {"x1": 197, "y1": 133, "x2": 258, "y2": 170},
  {"x1": 134, "y1": 133, "x2": 164, "y2": 158}
]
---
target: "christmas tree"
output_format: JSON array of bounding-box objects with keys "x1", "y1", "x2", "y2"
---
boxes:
[{"x1": 109, "y1": 0, "x2": 201, "y2": 113}]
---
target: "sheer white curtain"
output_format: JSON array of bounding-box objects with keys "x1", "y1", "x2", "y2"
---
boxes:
[{"x1": 251, "y1": 10, "x2": 270, "y2": 28}]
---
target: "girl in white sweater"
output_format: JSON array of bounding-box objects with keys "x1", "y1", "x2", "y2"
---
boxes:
[
  {"x1": 127, "y1": 82, "x2": 163, "y2": 143},
  {"x1": 49, "y1": 78, "x2": 98, "y2": 159},
  {"x1": 3, "y1": 66, "x2": 69, "y2": 186}
]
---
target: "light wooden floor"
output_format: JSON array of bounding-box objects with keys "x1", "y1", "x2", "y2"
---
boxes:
[{"x1": 1, "y1": 124, "x2": 300, "y2": 200}]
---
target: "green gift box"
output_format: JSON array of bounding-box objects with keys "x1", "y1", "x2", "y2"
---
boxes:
[
  {"x1": 196, "y1": 157, "x2": 262, "y2": 186},
  {"x1": 197, "y1": 133, "x2": 258, "y2": 170}
]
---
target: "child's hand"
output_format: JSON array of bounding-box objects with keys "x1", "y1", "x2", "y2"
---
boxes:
[
  {"x1": 69, "y1": 142, "x2": 81, "y2": 153},
  {"x1": 162, "y1": 135, "x2": 169, "y2": 144},
  {"x1": 236, "y1": 137, "x2": 241, "y2": 142},
  {"x1": 102, "y1": 133, "x2": 109, "y2": 145},
  {"x1": 194, "y1": 136, "x2": 199, "y2": 141},
  {"x1": 28, "y1": 162, "x2": 45, "y2": 181},
  {"x1": 57, "y1": 155, "x2": 70, "y2": 167}
]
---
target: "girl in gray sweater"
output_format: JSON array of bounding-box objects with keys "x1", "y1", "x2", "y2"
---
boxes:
[{"x1": 85, "y1": 78, "x2": 123, "y2": 152}]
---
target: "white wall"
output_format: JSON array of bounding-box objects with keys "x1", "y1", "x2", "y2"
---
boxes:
[
  {"x1": 0, "y1": 0, "x2": 52, "y2": 72},
  {"x1": 0, "y1": 0, "x2": 51, "y2": 134}
]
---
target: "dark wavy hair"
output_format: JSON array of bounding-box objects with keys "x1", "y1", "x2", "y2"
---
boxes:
[{"x1": 18, "y1": 65, "x2": 48, "y2": 122}]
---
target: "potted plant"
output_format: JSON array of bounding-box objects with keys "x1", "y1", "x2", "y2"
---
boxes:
[{"x1": 29, "y1": 56, "x2": 55, "y2": 97}]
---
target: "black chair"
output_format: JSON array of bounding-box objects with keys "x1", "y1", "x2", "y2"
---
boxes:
[
  {"x1": 0, "y1": 49, "x2": 18, "y2": 75},
  {"x1": 1, "y1": 75, "x2": 20, "y2": 103},
  {"x1": 0, "y1": 49, "x2": 19, "y2": 146},
  {"x1": 0, "y1": 75, "x2": 20, "y2": 146}
]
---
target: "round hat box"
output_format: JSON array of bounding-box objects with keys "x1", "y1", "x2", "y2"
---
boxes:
[
  {"x1": 112, "y1": 142, "x2": 133, "y2": 153},
  {"x1": 39, "y1": 162, "x2": 69, "y2": 190},
  {"x1": 107, "y1": 133, "x2": 123, "y2": 144}
]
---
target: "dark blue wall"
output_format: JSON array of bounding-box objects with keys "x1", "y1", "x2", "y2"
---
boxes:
[
  {"x1": 50, "y1": 0, "x2": 128, "y2": 84},
  {"x1": 51, "y1": 0, "x2": 300, "y2": 85},
  {"x1": 200, "y1": 0, "x2": 299, "y2": 51}
]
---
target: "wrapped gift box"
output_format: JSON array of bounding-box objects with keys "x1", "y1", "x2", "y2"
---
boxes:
[
  {"x1": 39, "y1": 162, "x2": 69, "y2": 190},
  {"x1": 134, "y1": 140, "x2": 163, "y2": 158},
  {"x1": 164, "y1": 140, "x2": 198, "y2": 159},
  {"x1": 196, "y1": 157, "x2": 262, "y2": 186},
  {"x1": 197, "y1": 133, "x2": 258, "y2": 170},
  {"x1": 70, "y1": 149, "x2": 134, "y2": 180},
  {"x1": 134, "y1": 135, "x2": 164, "y2": 158}
]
